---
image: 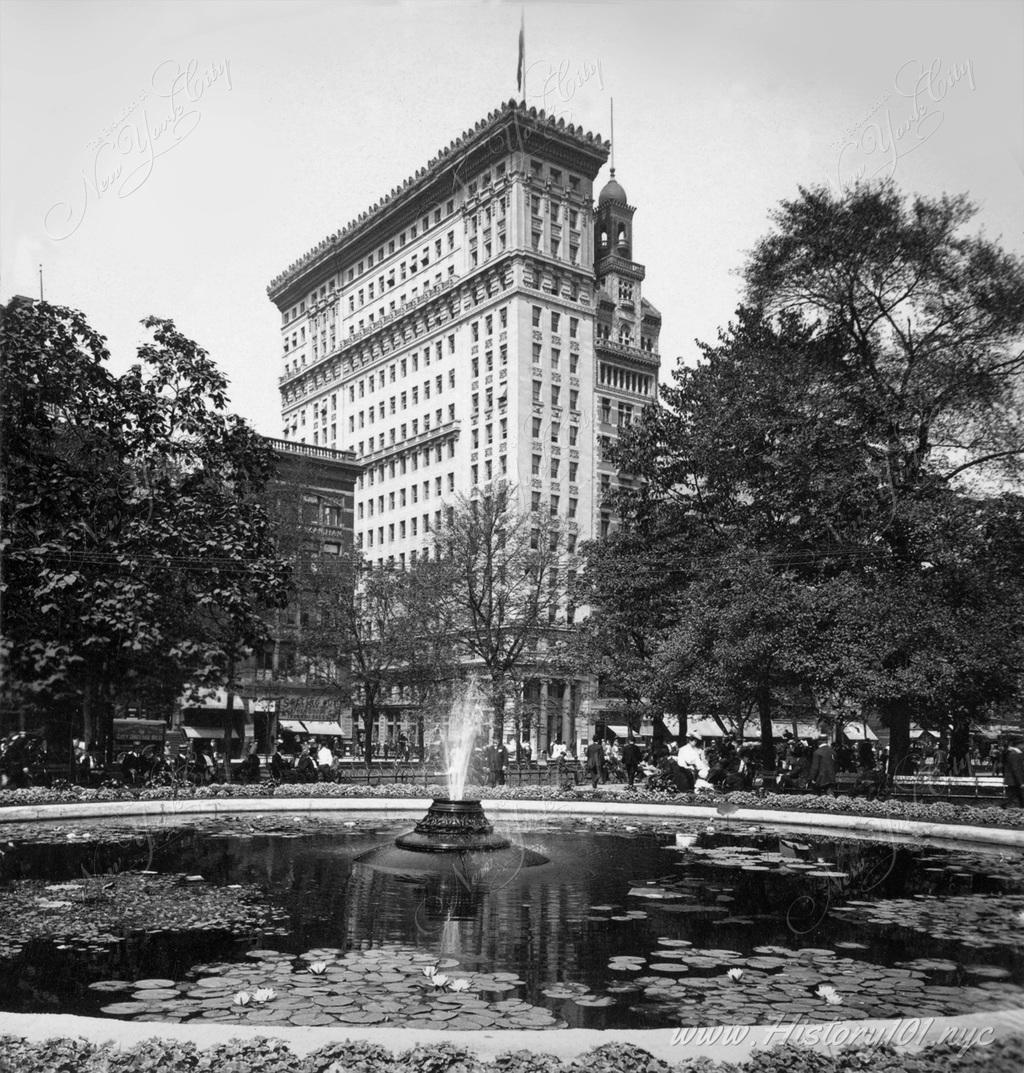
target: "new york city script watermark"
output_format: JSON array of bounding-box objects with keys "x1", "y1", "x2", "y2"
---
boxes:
[
  {"x1": 44, "y1": 58, "x2": 233, "y2": 241},
  {"x1": 832, "y1": 58, "x2": 975, "y2": 188},
  {"x1": 525, "y1": 56, "x2": 606, "y2": 126}
]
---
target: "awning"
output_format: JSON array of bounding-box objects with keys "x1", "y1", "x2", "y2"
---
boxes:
[
  {"x1": 302, "y1": 720, "x2": 346, "y2": 736},
  {"x1": 279, "y1": 719, "x2": 306, "y2": 733},
  {"x1": 183, "y1": 726, "x2": 246, "y2": 740}
]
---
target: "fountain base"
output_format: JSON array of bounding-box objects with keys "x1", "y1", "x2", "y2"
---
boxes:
[{"x1": 394, "y1": 798, "x2": 512, "y2": 853}]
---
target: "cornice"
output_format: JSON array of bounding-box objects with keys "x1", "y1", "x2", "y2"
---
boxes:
[{"x1": 268, "y1": 101, "x2": 610, "y2": 305}]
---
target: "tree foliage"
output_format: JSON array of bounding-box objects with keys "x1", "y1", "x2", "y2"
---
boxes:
[
  {"x1": 0, "y1": 300, "x2": 290, "y2": 753},
  {"x1": 589, "y1": 181, "x2": 1024, "y2": 771}
]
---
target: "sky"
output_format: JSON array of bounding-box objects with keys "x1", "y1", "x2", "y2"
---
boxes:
[{"x1": 2, "y1": 0, "x2": 1022, "y2": 437}]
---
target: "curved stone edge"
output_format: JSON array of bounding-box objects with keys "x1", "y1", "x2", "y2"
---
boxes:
[
  {"x1": 2, "y1": 796, "x2": 1020, "y2": 848},
  {"x1": 3, "y1": 1008, "x2": 1023, "y2": 1064},
  {"x1": 2, "y1": 798, "x2": 1023, "y2": 1060}
]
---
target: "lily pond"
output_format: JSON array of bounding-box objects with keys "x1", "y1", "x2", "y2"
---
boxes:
[{"x1": 0, "y1": 811, "x2": 1022, "y2": 1031}]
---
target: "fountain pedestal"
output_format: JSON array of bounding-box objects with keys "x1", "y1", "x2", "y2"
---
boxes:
[{"x1": 394, "y1": 799, "x2": 512, "y2": 853}]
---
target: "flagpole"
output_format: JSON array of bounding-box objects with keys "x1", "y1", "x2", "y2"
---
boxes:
[{"x1": 517, "y1": 7, "x2": 525, "y2": 104}]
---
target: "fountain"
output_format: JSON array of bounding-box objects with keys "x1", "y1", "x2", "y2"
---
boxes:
[
  {"x1": 395, "y1": 681, "x2": 510, "y2": 853},
  {"x1": 355, "y1": 682, "x2": 544, "y2": 875}
]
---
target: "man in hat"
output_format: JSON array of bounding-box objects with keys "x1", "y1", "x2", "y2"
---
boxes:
[
  {"x1": 621, "y1": 738, "x2": 643, "y2": 788},
  {"x1": 808, "y1": 739, "x2": 837, "y2": 796},
  {"x1": 1003, "y1": 736, "x2": 1024, "y2": 809},
  {"x1": 585, "y1": 735, "x2": 605, "y2": 789}
]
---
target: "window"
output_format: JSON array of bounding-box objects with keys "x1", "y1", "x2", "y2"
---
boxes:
[
  {"x1": 551, "y1": 348, "x2": 560, "y2": 368},
  {"x1": 532, "y1": 416, "x2": 542, "y2": 438},
  {"x1": 550, "y1": 495, "x2": 559, "y2": 516},
  {"x1": 532, "y1": 380, "x2": 542, "y2": 403},
  {"x1": 531, "y1": 454, "x2": 541, "y2": 476},
  {"x1": 569, "y1": 317, "x2": 579, "y2": 338},
  {"x1": 568, "y1": 497, "x2": 577, "y2": 518},
  {"x1": 551, "y1": 312, "x2": 560, "y2": 333},
  {"x1": 531, "y1": 306, "x2": 542, "y2": 328},
  {"x1": 550, "y1": 420, "x2": 560, "y2": 443},
  {"x1": 531, "y1": 491, "x2": 541, "y2": 512},
  {"x1": 550, "y1": 385, "x2": 560, "y2": 407},
  {"x1": 569, "y1": 424, "x2": 578, "y2": 446},
  {"x1": 550, "y1": 458, "x2": 560, "y2": 479},
  {"x1": 570, "y1": 352, "x2": 578, "y2": 374},
  {"x1": 569, "y1": 461, "x2": 578, "y2": 482}
]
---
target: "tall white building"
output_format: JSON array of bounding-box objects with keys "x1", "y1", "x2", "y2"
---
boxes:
[{"x1": 268, "y1": 100, "x2": 661, "y2": 751}]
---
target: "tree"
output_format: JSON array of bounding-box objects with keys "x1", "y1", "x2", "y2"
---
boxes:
[
  {"x1": 435, "y1": 483, "x2": 566, "y2": 743},
  {"x1": 573, "y1": 528, "x2": 684, "y2": 739},
  {"x1": 603, "y1": 181, "x2": 1024, "y2": 774},
  {"x1": 286, "y1": 548, "x2": 455, "y2": 764},
  {"x1": 1, "y1": 300, "x2": 290, "y2": 762},
  {"x1": 743, "y1": 180, "x2": 1024, "y2": 772}
]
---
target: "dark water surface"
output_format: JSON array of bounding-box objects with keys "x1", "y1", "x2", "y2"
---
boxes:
[{"x1": 1, "y1": 811, "x2": 1021, "y2": 1029}]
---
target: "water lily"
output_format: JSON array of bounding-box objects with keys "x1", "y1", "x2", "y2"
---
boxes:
[
  {"x1": 232, "y1": 990, "x2": 251, "y2": 1006},
  {"x1": 429, "y1": 972, "x2": 450, "y2": 989},
  {"x1": 422, "y1": 964, "x2": 438, "y2": 979},
  {"x1": 727, "y1": 968, "x2": 744, "y2": 982},
  {"x1": 816, "y1": 984, "x2": 842, "y2": 1005},
  {"x1": 251, "y1": 987, "x2": 276, "y2": 1003},
  {"x1": 448, "y1": 977, "x2": 471, "y2": 992},
  {"x1": 308, "y1": 960, "x2": 327, "y2": 974}
]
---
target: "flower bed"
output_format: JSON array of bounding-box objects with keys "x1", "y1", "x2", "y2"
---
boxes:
[
  {"x1": 1, "y1": 782, "x2": 1021, "y2": 830},
  {"x1": 1, "y1": 1035, "x2": 1022, "y2": 1072}
]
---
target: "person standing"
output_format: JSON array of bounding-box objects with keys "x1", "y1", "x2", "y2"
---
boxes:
[
  {"x1": 296, "y1": 744, "x2": 318, "y2": 783},
  {"x1": 1003, "y1": 737, "x2": 1024, "y2": 809},
  {"x1": 585, "y1": 736, "x2": 604, "y2": 789},
  {"x1": 489, "y1": 739, "x2": 508, "y2": 787},
  {"x1": 808, "y1": 739, "x2": 837, "y2": 796},
  {"x1": 317, "y1": 739, "x2": 334, "y2": 780},
  {"x1": 621, "y1": 738, "x2": 642, "y2": 788}
]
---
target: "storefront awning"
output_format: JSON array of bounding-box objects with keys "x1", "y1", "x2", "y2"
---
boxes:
[
  {"x1": 302, "y1": 720, "x2": 346, "y2": 736},
  {"x1": 183, "y1": 726, "x2": 246, "y2": 740},
  {"x1": 279, "y1": 719, "x2": 306, "y2": 733}
]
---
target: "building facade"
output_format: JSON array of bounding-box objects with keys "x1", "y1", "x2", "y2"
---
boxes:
[
  {"x1": 268, "y1": 101, "x2": 661, "y2": 754},
  {"x1": 177, "y1": 438, "x2": 362, "y2": 755}
]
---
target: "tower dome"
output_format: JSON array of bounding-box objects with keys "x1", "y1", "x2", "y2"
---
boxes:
[{"x1": 598, "y1": 170, "x2": 628, "y2": 206}]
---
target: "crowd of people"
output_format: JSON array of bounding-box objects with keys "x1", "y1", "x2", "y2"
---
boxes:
[{"x1": 2, "y1": 726, "x2": 1022, "y2": 807}]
